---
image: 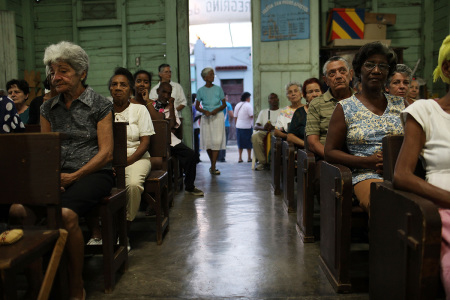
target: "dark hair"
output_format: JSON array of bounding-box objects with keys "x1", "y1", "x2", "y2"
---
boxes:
[
  {"x1": 240, "y1": 92, "x2": 251, "y2": 102},
  {"x1": 133, "y1": 69, "x2": 152, "y2": 83},
  {"x1": 352, "y1": 41, "x2": 397, "y2": 80},
  {"x1": 108, "y1": 67, "x2": 134, "y2": 91},
  {"x1": 43, "y1": 75, "x2": 51, "y2": 90},
  {"x1": 158, "y1": 64, "x2": 170, "y2": 73},
  {"x1": 6, "y1": 79, "x2": 30, "y2": 95},
  {"x1": 302, "y1": 78, "x2": 323, "y2": 96}
]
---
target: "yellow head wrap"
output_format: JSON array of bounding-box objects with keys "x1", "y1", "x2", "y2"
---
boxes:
[{"x1": 433, "y1": 35, "x2": 450, "y2": 84}]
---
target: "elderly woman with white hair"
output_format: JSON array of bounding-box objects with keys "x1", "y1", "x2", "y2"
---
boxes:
[
  {"x1": 195, "y1": 67, "x2": 226, "y2": 175},
  {"x1": 273, "y1": 81, "x2": 304, "y2": 139},
  {"x1": 11, "y1": 41, "x2": 114, "y2": 300}
]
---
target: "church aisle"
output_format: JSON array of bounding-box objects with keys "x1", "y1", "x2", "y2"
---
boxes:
[{"x1": 84, "y1": 142, "x2": 369, "y2": 299}]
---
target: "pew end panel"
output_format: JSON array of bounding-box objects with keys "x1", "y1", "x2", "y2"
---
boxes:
[
  {"x1": 84, "y1": 121, "x2": 129, "y2": 294},
  {"x1": 282, "y1": 141, "x2": 296, "y2": 213},
  {"x1": 296, "y1": 148, "x2": 316, "y2": 243},
  {"x1": 370, "y1": 182, "x2": 441, "y2": 300},
  {"x1": 319, "y1": 161, "x2": 369, "y2": 293},
  {"x1": 145, "y1": 120, "x2": 170, "y2": 245},
  {"x1": 271, "y1": 134, "x2": 283, "y2": 195},
  {"x1": 0, "y1": 132, "x2": 69, "y2": 300}
]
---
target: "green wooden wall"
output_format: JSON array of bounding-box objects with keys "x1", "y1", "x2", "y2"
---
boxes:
[
  {"x1": 3, "y1": 0, "x2": 192, "y2": 146},
  {"x1": 431, "y1": 0, "x2": 449, "y2": 98},
  {"x1": 324, "y1": 0, "x2": 449, "y2": 98},
  {"x1": 4, "y1": 0, "x2": 182, "y2": 97}
]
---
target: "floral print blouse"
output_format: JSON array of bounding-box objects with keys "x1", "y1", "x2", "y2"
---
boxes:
[{"x1": 340, "y1": 93, "x2": 404, "y2": 185}]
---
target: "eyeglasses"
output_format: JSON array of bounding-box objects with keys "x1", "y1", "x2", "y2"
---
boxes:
[{"x1": 363, "y1": 61, "x2": 390, "y2": 72}]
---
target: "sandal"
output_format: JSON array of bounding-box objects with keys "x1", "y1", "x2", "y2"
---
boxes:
[
  {"x1": 238, "y1": 160, "x2": 243, "y2": 163},
  {"x1": 247, "y1": 159, "x2": 252, "y2": 162},
  {"x1": 209, "y1": 168, "x2": 221, "y2": 175}
]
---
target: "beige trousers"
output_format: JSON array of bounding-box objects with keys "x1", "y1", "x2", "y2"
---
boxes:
[
  {"x1": 251, "y1": 130, "x2": 268, "y2": 164},
  {"x1": 125, "y1": 157, "x2": 151, "y2": 221},
  {"x1": 353, "y1": 178, "x2": 383, "y2": 215}
]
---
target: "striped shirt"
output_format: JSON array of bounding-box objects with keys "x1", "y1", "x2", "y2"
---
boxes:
[{"x1": 305, "y1": 88, "x2": 353, "y2": 145}]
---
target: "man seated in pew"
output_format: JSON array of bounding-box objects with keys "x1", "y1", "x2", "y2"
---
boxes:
[
  {"x1": 10, "y1": 41, "x2": 114, "y2": 300},
  {"x1": 251, "y1": 93, "x2": 280, "y2": 170},
  {"x1": 146, "y1": 82, "x2": 204, "y2": 196},
  {"x1": 287, "y1": 77, "x2": 323, "y2": 148},
  {"x1": 273, "y1": 82, "x2": 303, "y2": 140},
  {"x1": 305, "y1": 56, "x2": 354, "y2": 159},
  {"x1": 393, "y1": 35, "x2": 450, "y2": 297},
  {"x1": 325, "y1": 41, "x2": 404, "y2": 215},
  {"x1": 384, "y1": 63, "x2": 413, "y2": 106}
]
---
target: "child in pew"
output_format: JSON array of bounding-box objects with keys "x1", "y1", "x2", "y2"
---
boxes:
[{"x1": 394, "y1": 35, "x2": 450, "y2": 298}]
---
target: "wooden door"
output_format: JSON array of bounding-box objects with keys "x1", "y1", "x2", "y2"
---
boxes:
[{"x1": 221, "y1": 79, "x2": 244, "y2": 140}]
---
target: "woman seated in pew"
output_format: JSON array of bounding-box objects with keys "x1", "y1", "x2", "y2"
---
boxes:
[
  {"x1": 325, "y1": 41, "x2": 404, "y2": 214},
  {"x1": 394, "y1": 35, "x2": 450, "y2": 297},
  {"x1": 7, "y1": 79, "x2": 30, "y2": 124},
  {"x1": 384, "y1": 64, "x2": 413, "y2": 106},
  {"x1": 10, "y1": 41, "x2": 114, "y2": 300},
  {"x1": 274, "y1": 81, "x2": 303, "y2": 139},
  {"x1": 109, "y1": 67, "x2": 154, "y2": 247},
  {"x1": 0, "y1": 95, "x2": 25, "y2": 133},
  {"x1": 287, "y1": 77, "x2": 323, "y2": 147}
]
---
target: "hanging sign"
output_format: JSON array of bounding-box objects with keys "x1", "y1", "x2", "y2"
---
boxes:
[
  {"x1": 261, "y1": 0, "x2": 310, "y2": 42},
  {"x1": 189, "y1": 0, "x2": 251, "y2": 25}
]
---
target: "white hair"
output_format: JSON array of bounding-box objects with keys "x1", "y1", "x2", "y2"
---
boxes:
[
  {"x1": 43, "y1": 41, "x2": 89, "y2": 79},
  {"x1": 201, "y1": 67, "x2": 214, "y2": 79},
  {"x1": 322, "y1": 56, "x2": 351, "y2": 76},
  {"x1": 285, "y1": 81, "x2": 302, "y2": 95}
]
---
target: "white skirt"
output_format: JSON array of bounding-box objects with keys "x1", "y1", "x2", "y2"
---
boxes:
[{"x1": 200, "y1": 113, "x2": 226, "y2": 150}]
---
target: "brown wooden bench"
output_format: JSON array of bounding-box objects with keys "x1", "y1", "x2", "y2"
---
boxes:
[
  {"x1": 369, "y1": 135, "x2": 441, "y2": 299},
  {"x1": 0, "y1": 132, "x2": 69, "y2": 300},
  {"x1": 296, "y1": 143, "x2": 317, "y2": 243},
  {"x1": 319, "y1": 161, "x2": 368, "y2": 293},
  {"x1": 84, "y1": 122, "x2": 129, "y2": 293},
  {"x1": 271, "y1": 134, "x2": 283, "y2": 195},
  {"x1": 282, "y1": 140, "x2": 296, "y2": 213},
  {"x1": 144, "y1": 120, "x2": 170, "y2": 245}
]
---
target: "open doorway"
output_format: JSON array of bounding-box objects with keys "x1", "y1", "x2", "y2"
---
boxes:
[{"x1": 189, "y1": 0, "x2": 252, "y2": 141}]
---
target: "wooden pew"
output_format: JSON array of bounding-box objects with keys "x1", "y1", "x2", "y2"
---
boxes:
[
  {"x1": 282, "y1": 140, "x2": 296, "y2": 213},
  {"x1": 84, "y1": 122, "x2": 129, "y2": 293},
  {"x1": 24, "y1": 124, "x2": 41, "y2": 133},
  {"x1": 271, "y1": 134, "x2": 283, "y2": 195},
  {"x1": 296, "y1": 142, "x2": 317, "y2": 242},
  {"x1": 319, "y1": 161, "x2": 368, "y2": 293},
  {"x1": 172, "y1": 117, "x2": 184, "y2": 193},
  {"x1": 0, "y1": 132, "x2": 69, "y2": 300},
  {"x1": 369, "y1": 135, "x2": 441, "y2": 299},
  {"x1": 144, "y1": 120, "x2": 170, "y2": 245}
]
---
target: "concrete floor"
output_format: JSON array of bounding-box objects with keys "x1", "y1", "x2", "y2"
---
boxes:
[{"x1": 84, "y1": 141, "x2": 369, "y2": 299}]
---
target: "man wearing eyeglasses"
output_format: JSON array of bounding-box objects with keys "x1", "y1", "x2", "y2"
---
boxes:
[{"x1": 305, "y1": 56, "x2": 354, "y2": 158}]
